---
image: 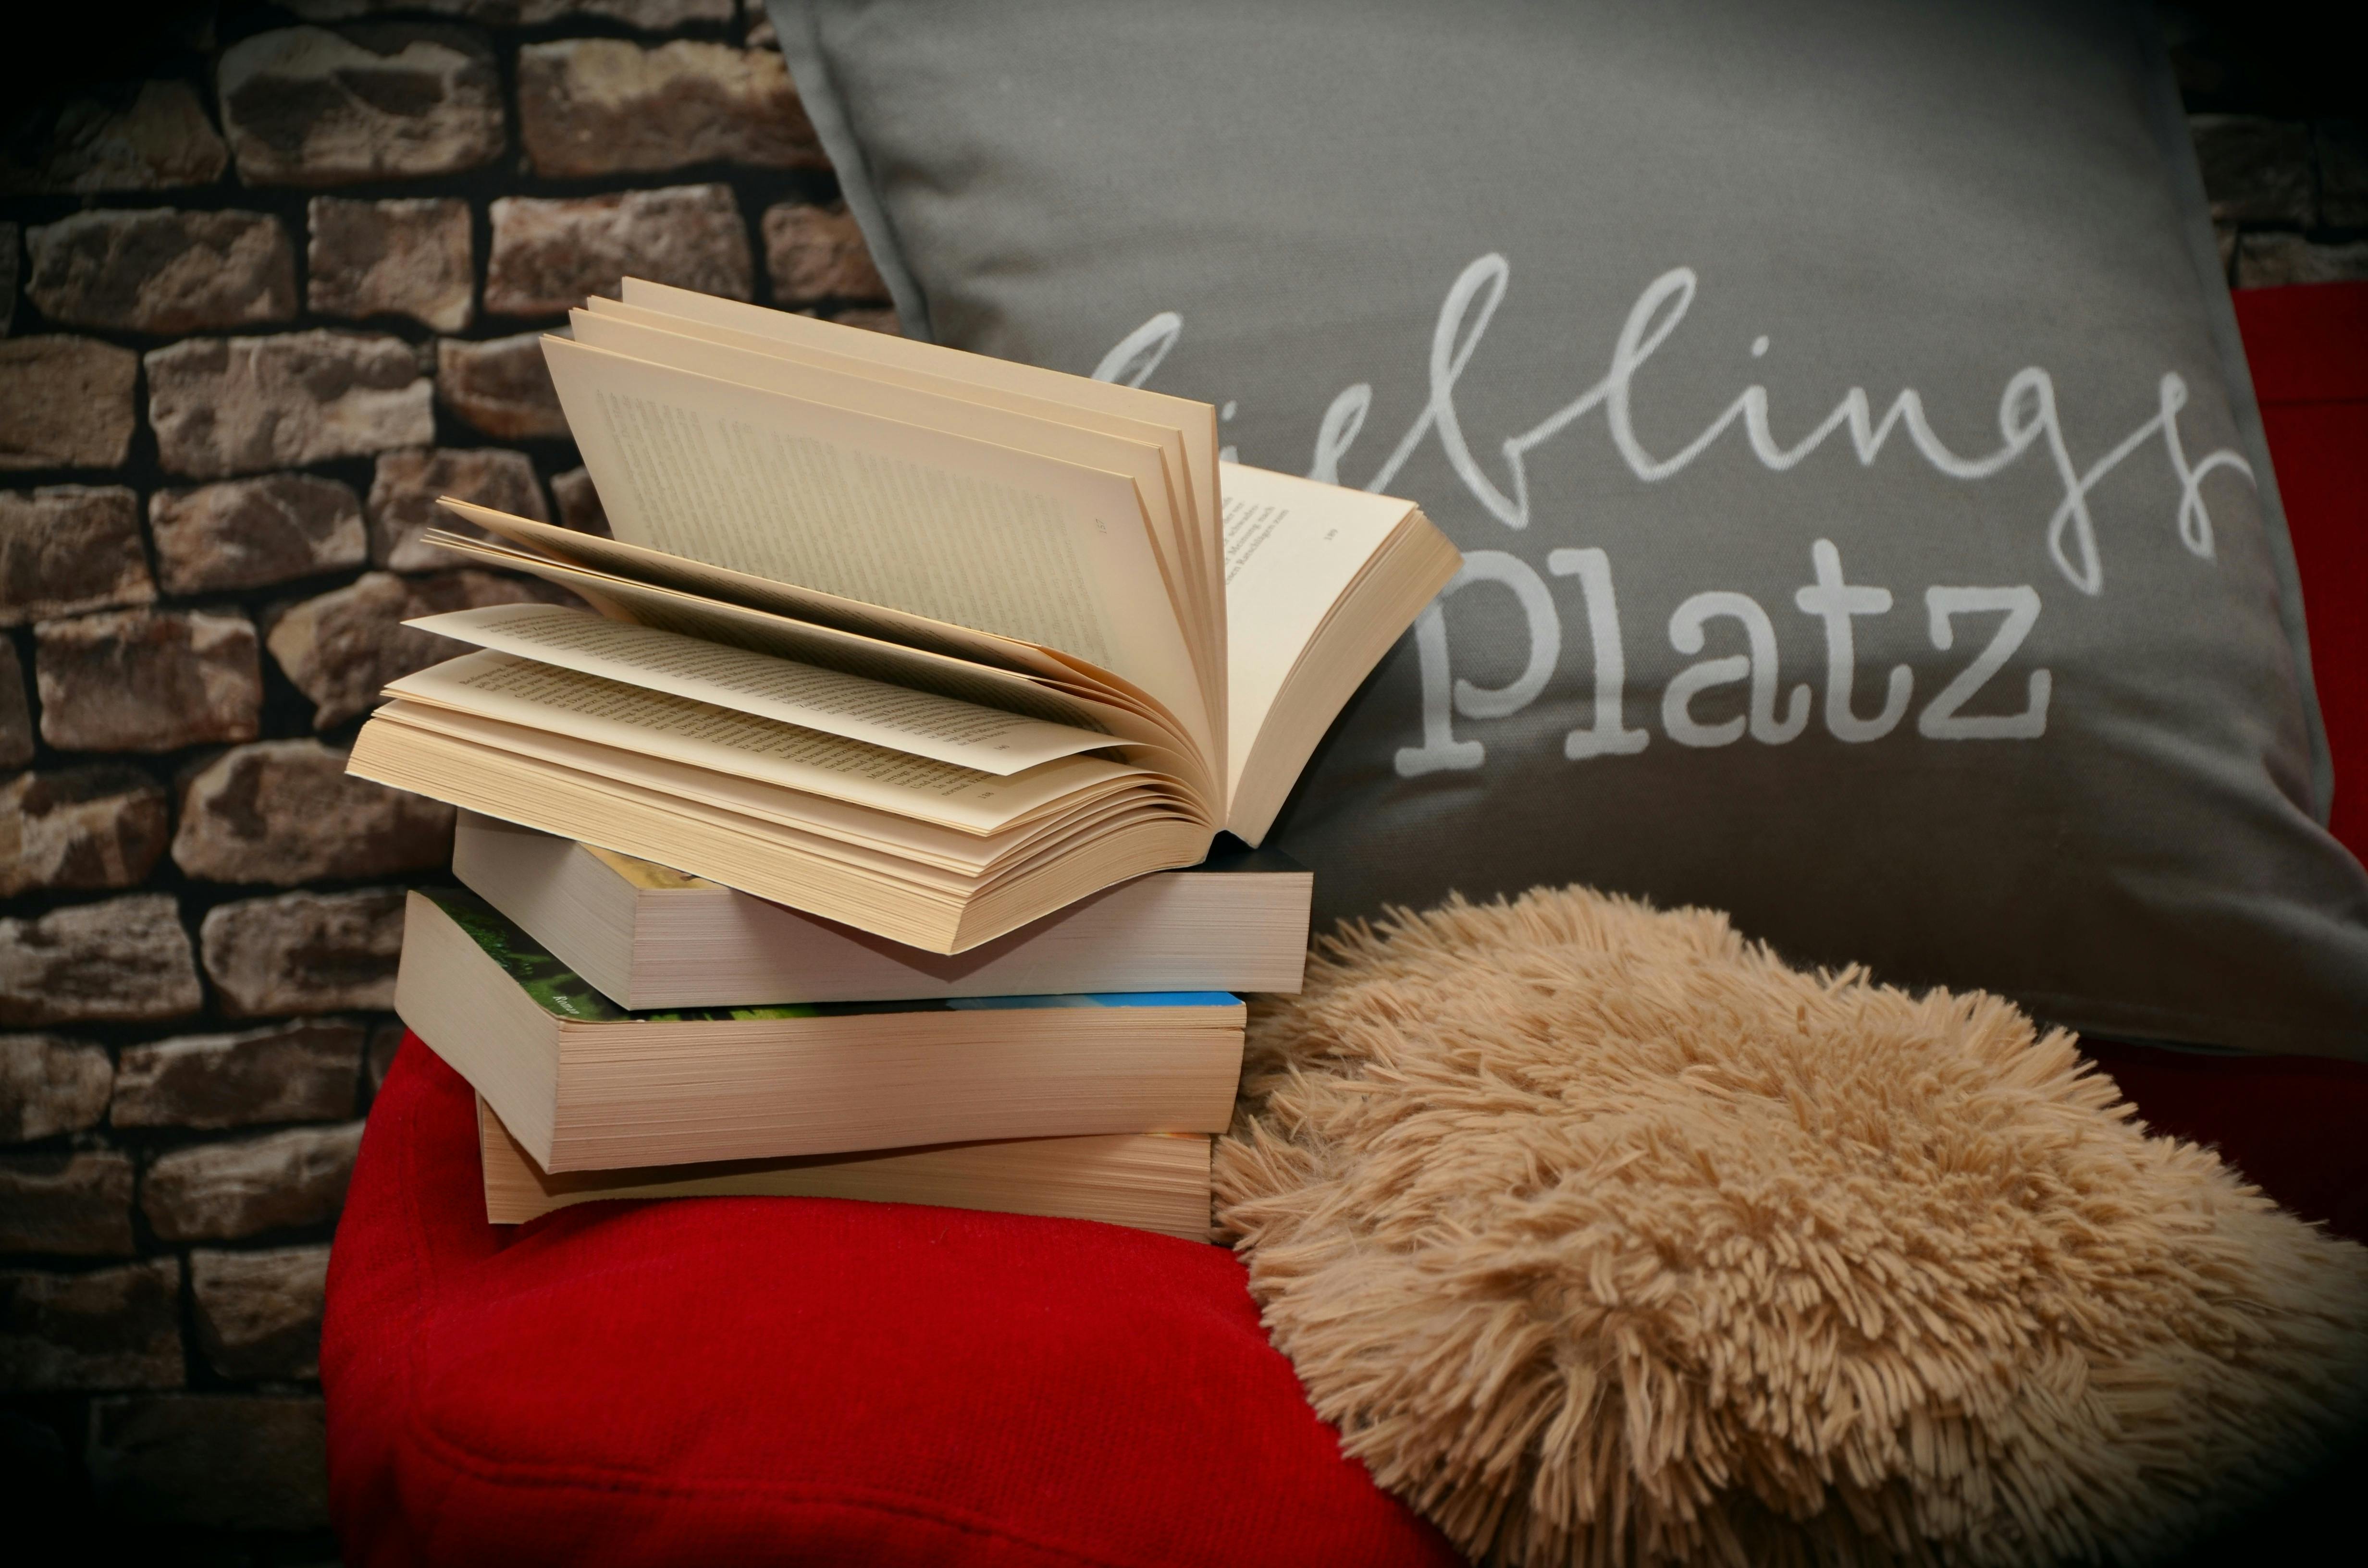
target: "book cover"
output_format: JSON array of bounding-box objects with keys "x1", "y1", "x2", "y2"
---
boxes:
[{"x1": 422, "y1": 888, "x2": 1242, "y2": 1023}]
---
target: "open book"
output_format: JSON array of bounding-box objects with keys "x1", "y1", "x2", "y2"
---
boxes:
[{"x1": 347, "y1": 280, "x2": 1460, "y2": 952}]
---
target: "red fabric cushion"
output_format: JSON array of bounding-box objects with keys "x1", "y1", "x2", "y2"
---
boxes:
[
  {"x1": 2232, "y1": 280, "x2": 2368, "y2": 864},
  {"x1": 2081, "y1": 1039, "x2": 2368, "y2": 1244},
  {"x1": 325, "y1": 283, "x2": 2368, "y2": 1564},
  {"x1": 2069, "y1": 281, "x2": 2368, "y2": 1250},
  {"x1": 324, "y1": 1034, "x2": 1458, "y2": 1568}
]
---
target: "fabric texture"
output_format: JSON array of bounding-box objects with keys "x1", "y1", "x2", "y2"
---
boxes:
[
  {"x1": 322, "y1": 1033, "x2": 1460, "y2": 1568},
  {"x1": 2232, "y1": 282, "x2": 2368, "y2": 861},
  {"x1": 771, "y1": 0, "x2": 2368, "y2": 1056},
  {"x1": 326, "y1": 1022, "x2": 2368, "y2": 1568},
  {"x1": 1215, "y1": 886, "x2": 2368, "y2": 1568}
]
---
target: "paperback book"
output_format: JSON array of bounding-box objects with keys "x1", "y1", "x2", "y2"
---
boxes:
[
  {"x1": 476, "y1": 1094, "x2": 1214, "y2": 1242},
  {"x1": 453, "y1": 811, "x2": 1313, "y2": 1008},
  {"x1": 396, "y1": 889, "x2": 1247, "y2": 1174}
]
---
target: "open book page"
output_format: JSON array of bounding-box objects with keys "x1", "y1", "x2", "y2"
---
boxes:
[
  {"x1": 437, "y1": 500, "x2": 1064, "y2": 678},
  {"x1": 610, "y1": 282, "x2": 1227, "y2": 752},
  {"x1": 617, "y1": 278, "x2": 1223, "y2": 587},
  {"x1": 420, "y1": 529, "x2": 1210, "y2": 789},
  {"x1": 424, "y1": 529, "x2": 1084, "y2": 716},
  {"x1": 369, "y1": 702, "x2": 1166, "y2": 884},
  {"x1": 379, "y1": 705, "x2": 1001, "y2": 884},
  {"x1": 542, "y1": 337, "x2": 1213, "y2": 759},
  {"x1": 584, "y1": 296, "x2": 1224, "y2": 727},
  {"x1": 570, "y1": 305, "x2": 1221, "y2": 737},
  {"x1": 1219, "y1": 463, "x2": 1416, "y2": 802},
  {"x1": 406, "y1": 604, "x2": 1121, "y2": 776},
  {"x1": 387, "y1": 650, "x2": 1146, "y2": 833}
]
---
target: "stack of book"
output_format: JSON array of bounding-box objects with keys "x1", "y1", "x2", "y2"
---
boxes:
[
  {"x1": 413, "y1": 815, "x2": 1315, "y2": 1238},
  {"x1": 358, "y1": 282, "x2": 1458, "y2": 1239}
]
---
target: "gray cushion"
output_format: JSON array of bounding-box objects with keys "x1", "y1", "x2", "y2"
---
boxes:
[{"x1": 772, "y1": 0, "x2": 2368, "y2": 1056}]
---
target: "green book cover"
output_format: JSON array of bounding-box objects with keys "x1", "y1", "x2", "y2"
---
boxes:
[{"x1": 423, "y1": 889, "x2": 1241, "y2": 1024}]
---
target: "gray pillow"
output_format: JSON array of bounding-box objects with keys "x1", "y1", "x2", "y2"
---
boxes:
[{"x1": 771, "y1": 0, "x2": 2368, "y2": 1057}]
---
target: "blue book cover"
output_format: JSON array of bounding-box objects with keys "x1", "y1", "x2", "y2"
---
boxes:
[{"x1": 426, "y1": 890, "x2": 1240, "y2": 1025}]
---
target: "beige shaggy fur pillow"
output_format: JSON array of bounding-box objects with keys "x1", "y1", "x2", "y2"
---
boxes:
[{"x1": 1215, "y1": 887, "x2": 2368, "y2": 1568}]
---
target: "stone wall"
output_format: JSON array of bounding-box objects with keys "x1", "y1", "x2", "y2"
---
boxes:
[
  {"x1": 1, "y1": 1, "x2": 886, "y2": 1557},
  {"x1": 2164, "y1": 3, "x2": 2368, "y2": 286},
  {"x1": 1, "y1": 1, "x2": 2358, "y2": 1560}
]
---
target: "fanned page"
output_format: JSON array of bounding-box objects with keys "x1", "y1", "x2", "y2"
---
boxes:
[
  {"x1": 584, "y1": 294, "x2": 1225, "y2": 758},
  {"x1": 405, "y1": 604, "x2": 1120, "y2": 776},
  {"x1": 421, "y1": 509, "x2": 1213, "y2": 796},
  {"x1": 375, "y1": 707, "x2": 1035, "y2": 879},
  {"x1": 369, "y1": 705, "x2": 1178, "y2": 882},
  {"x1": 418, "y1": 529, "x2": 1113, "y2": 724},
  {"x1": 615, "y1": 277, "x2": 1223, "y2": 641},
  {"x1": 542, "y1": 336, "x2": 1215, "y2": 766},
  {"x1": 439, "y1": 497, "x2": 1066, "y2": 678},
  {"x1": 568, "y1": 304, "x2": 1224, "y2": 763},
  {"x1": 586, "y1": 298, "x2": 1215, "y2": 645},
  {"x1": 383, "y1": 650, "x2": 1150, "y2": 835}
]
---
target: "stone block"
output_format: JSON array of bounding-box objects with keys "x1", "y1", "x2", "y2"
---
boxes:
[
  {"x1": 114, "y1": 1019, "x2": 362, "y2": 1130},
  {"x1": 191, "y1": 1246, "x2": 331, "y2": 1380},
  {"x1": 0, "y1": 1034, "x2": 113, "y2": 1143},
  {"x1": 0, "y1": 643, "x2": 29, "y2": 772},
  {"x1": 24, "y1": 208, "x2": 296, "y2": 335},
  {"x1": 763, "y1": 202, "x2": 888, "y2": 305},
  {"x1": 0, "y1": 336, "x2": 138, "y2": 471},
  {"x1": 2, "y1": 1409, "x2": 72, "y2": 1520},
  {"x1": 486, "y1": 185, "x2": 753, "y2": 317},
  {"x1": 200, "y1": 890, "x2": 406, "y2": 1018},
  {"x1": 0, "y1": 894, "x2": 202, "y2": 1028},
  {"x1": 86, "y1": 1395, "x2": 329, "y2": 1530},
  {"x1": 291, "y1": 0, "x2": 734, "y2": 24},
  {"x1": 0, "y1": 486, "x2": 155, "y2": 627},
  {"x1": 0, "y1": 766, "x2": 171, "y2": 897},
  {"x1": 173, "y1": 739, "x2": 453, "y2": 885},
  {"x1": 518, "y1": 38, "x2": 823, "y2": 177},
  {"x1": 2321, "y1": 120, "x2": 2368, "y2": 229},
  {"x1": 308, "y1": 196, "x2": 474, "y2": 332},
  {"x1": 1, "y1": 223, "x2": 14, "y2": 336},
  {"x1": 149, "y1": 473, "x2": 368, "y2": 596},
  {"x1": 549, "y1": 465, "x2": 611, "y2": 537},
  {"x1": 34, "y1": 608, "x2": 261, "y2": 754},
  {"x1": 368, "y1": 445, "x2": 548, "y2": 571},
  {"x1": 2236, "y1": 234, "x2": 2368, "y2": 288},
  {"x1": 0, "y1": 1151, "x2": 136, "y2": 1254},
  {"x1": 218, "y1": 24, "x2": 504, "y2": 186},
  {"x1": 0, "y1": 1259, "x2": 183, "y2": 1390},
  {"x1": 437, "y1": 333, "x2": 568, "y2": 440},
  {"x1": 833, "y1": 306, "x2": 903, "y2": 337},
  {"x1": 2190, "y1": 114, "x2": 2314, "y2": 225},
  {"x1": 142, "y1": 1121, "x2": 365, "y2": 1241},
  {"x1": 267, "y1": 568, "x2": 577, "y2": 728},
  {"x1": 146, "y1": 330, "x2": 434, "y2": 479},
  {"x1": 0, "y1": 81, "x2": 229, "y2": 193}
]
